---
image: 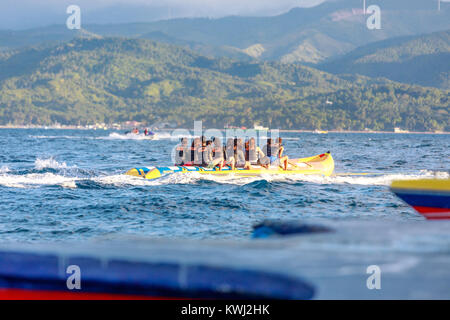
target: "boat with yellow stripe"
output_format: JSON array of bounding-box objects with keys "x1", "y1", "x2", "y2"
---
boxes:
[
  {"x1": 391, "y1": 179, "x2": 450, "y2": 220},
  {"x1": 126, "y1": 152, "x2": 334, "y2": 180}
]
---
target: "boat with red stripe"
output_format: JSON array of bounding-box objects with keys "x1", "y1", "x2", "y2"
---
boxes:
[
  {"x1": 0, "y1": 243, "x2": 314, "y2": 300},
  {"x1": 390, "y1": 179, "x2": 450, "y2": 220}
]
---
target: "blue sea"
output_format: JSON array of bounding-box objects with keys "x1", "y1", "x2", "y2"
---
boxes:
[
  {"x1": 1, "y1": 129, "x2": 449, "y2": 298},
  {"x1": 0, "y1": 129, "x2": 448, "y2": 241}
]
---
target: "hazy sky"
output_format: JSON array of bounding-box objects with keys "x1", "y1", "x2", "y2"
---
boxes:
[
  {"x1": 1, "y1": 0, "x2": 325, "y2": 29},
  {"x1": 0, "y1": 0, "x2": 448, "y2": 29}
]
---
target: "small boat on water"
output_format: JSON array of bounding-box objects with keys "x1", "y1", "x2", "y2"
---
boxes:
[
  {"x1": 390, "y1": 179, "x2": 450, "y2": 220},
  {"x1": 125, "y1": 132, "x2": 155, "y2": 140},
  {"x1": 394, "y1": 128, "x2": 410, "y2": 133},
  {"x1": 126, "y1": 152, "x2": 334, "y2": 180},
  {"x1": 123, "y1": 128, "x2": 155, "y2": 140},
  {"x1": 253, "y1": 124, "x2": 269, "y2": 131},
  {"x1": 120, "y1": 131, "x2": 155, "y2": 140}
]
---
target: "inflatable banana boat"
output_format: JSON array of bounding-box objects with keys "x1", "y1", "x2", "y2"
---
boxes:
[{"x1": 126, "y1": 152, "x2": 334, "y2": 180}]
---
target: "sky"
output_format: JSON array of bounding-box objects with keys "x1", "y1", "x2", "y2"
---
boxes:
[
  {"x1": 0, "y1": 0, "x2": 448, "y2": 30},
  {"x1": 1, "y1": 0, "x2": 326, "y2": 29}
]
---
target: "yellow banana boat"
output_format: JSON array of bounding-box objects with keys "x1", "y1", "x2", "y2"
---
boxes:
[{"x1": 126, "y1": 152, "x2": 334, "y2": 180}]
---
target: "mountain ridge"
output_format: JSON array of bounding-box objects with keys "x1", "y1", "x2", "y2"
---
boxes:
[
  {"x1": 1, "y1": 0, "x2": 449, "y2": 65},
  {"x1": 320, "y1": 29, "x2": 450, "y2": 89}
]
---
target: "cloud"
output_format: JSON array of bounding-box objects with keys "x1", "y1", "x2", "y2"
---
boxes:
[
  {"x1": 0, "y1": 0, "x2": 325, "y2": 29},
  {"x1": 0, "y1": 0, "x2": 448, "y2": 29}
]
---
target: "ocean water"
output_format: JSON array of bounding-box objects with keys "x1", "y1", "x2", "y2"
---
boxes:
[{"x1": 0, "y1": 129, "x2": 448, "y2": 242}]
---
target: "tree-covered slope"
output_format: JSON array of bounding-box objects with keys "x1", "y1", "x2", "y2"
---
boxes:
[
  {"x1": 0, "y1": 38, "x2": 448, "y2": 131},
  {"x1": 320, "y1": 30, "x2": 450, "y2": 89}
]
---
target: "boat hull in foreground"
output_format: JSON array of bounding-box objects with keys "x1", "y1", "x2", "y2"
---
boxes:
[
  {"x1": 391, "y1": 179, "x2": 450, "y2": 220},
  {"x1": 126, "y1": 152, "x2": 334, "y2": 180},
  {"x1": 0, "y1": 245, "x2": 314, "y2": 299}
]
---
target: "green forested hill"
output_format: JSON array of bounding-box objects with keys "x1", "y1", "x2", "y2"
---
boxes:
[
  {"x1": 0, "y1": 38, "x2": 448, "y2": 131},
  {"x1": 320, "y1": 30, "x2": 450, "y2": 89}
]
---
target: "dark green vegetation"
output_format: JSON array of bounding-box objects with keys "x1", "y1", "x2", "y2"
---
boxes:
[
  {"x1": 0, "y1": 38, "x2": 448, "y2": 131},
  {"x1": 320, "y1": 30, "x2": 450, "y2": 89}
]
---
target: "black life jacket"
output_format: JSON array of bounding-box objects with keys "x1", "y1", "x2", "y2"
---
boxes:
[
  {"x1": 176, "y1": 146, "x2": 184, "y2": 158},
  {"x1": 198, "y1": 146, "x2": 208, "y2": 165}
]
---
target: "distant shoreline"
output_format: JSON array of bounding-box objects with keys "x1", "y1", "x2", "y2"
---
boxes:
[
  {"x1": 0, "y1": 126, "x2": 448, "y2": 135},
  {"x1": 279, "y1": 129, "x2": 450, "y2": 135}
]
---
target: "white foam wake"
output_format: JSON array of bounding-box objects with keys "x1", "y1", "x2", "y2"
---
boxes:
[
  {"x1": 0, "y1": 166, "x2": 10, "y2": 173},
  {"x1": 34, "y1": 157, "x2": 72, "y2": 170},
  {"x1": 0, "y1": 158, "x2": 79, "y2": 188},
  {"x1": 29, "y1": 135, "x2": 84, "y2": 140},
  {"x1": 256, "y1": 170, "x2": 449, "y2": 186},
  {"x1": 324, "y1": 170, "x2": 449, "y2": 186},
  {"x1": 150, "y1": 132, "x2": 195, "y2": 140},
  {"x1": 0, "y1": 160, "x2": 447, "y2": 189},
  {"x1": 99, "y1": 132, "x2": 155, "y2": 141},
  {"x1": 121, "y1": 169, "x2": 449, "y2": 186},
  {"x1": 150, "y1": 132, "x2": 299, "y2": 141},
  {"x1": 75, "y1": 169, "x2": 450, "y2": 188},
  {"x1": 0, "y1": 172, "x2": 77, "y2": 188}
]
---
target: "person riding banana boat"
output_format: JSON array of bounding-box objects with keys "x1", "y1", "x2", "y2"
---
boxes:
[
  {"x1": 245, "y1": 137, "x2": 267, "y2": 170},
  {"x1": 174, "y1": 137, "x2": 190, "y2": 166},
  {"x1": 175, "y1": 136, "x2": 290, "y2": 171},
  {"x1": 262, "y1": 137, "x2": 289, "y2": 171},
  {"x1": 210, "y1": 137, "x2": 225, "y2": 170},
  {"x1": 128, "y1": 137, "x2": 334, "y2": 180}
]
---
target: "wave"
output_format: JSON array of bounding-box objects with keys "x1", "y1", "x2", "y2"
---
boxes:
[
  {"x1": 30, "y1": 133, "x2": 155, "y2": 141},
  {"x1": 264, "y1": 170, "x2": 449, "y2": 186},
  {"x1": 29, "y1": 135, "x2": 84, "y2": 140},
  {"x1": 0, "y1": 172, "x2": 77, "y2": 188},
  {"x1": 151, "y1": 132, "x2": 193, "y2": 140},
  {"x1": 101, "y1": 132, "x2": 197, "y2": 141},
  {"x1": 0, "y1": 166, "x2": 9, "y2": 173},
  {"x1": 34, "y1": 157, "x2": 72, "y2": 170},
  {"x1": 0, "y1": 171, "x2": 161, "y2": 189},
  {"x1": 1, "y1": 158, "x2": 447, "y2": 189},
  {"x1": 29, "y1": 132, "x2": 301, "y2": 142},
  {"x1": 282, "y1": 170, "x2": 449, "y2": 186},
  {"x1": 100, "y1": 169, "x2": 448, "y2": 187},
  {"x1": 122, "y1": 169, "x2": 450, "y2": 187},
  {"x1": 152, "y1": 132, "x2": 300, "y2": 141},
  {"x1": 0, "y1": 158, "x2": 90, "y2": 188}
]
